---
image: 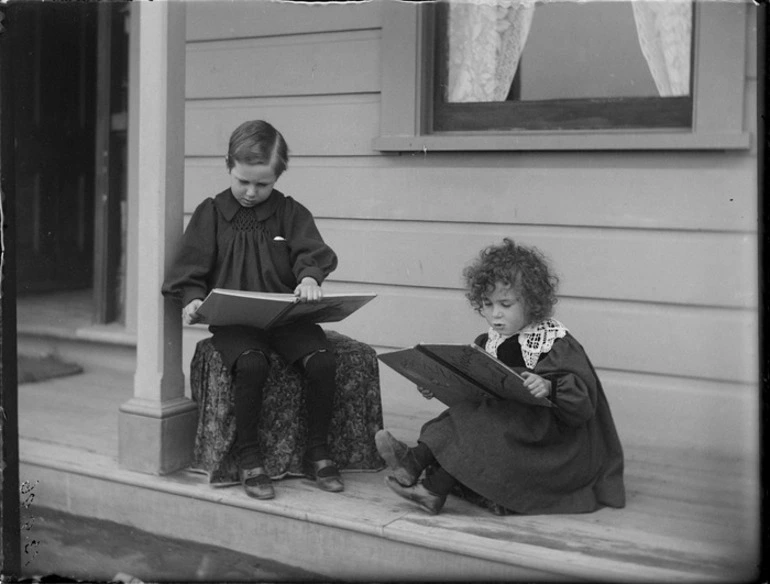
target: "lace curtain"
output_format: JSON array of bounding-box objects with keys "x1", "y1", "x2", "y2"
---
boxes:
[
  {"x1": 632, "y1": 0, "x2": 692, "y2": 97},
  {"x1": 445, "y1": 0, "x2": 536, "y2": 103},
  {"x1": 444, "y1": 0, "x2": 692, "y2": 104}
]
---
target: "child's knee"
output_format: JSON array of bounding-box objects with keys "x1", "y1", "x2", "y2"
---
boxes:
[
  {"x1": 234, "y1": 350, "x2": 269, "y2": 382},
  {"x1": 301, "y1": 349, "x2": 336, "y2": 380}
]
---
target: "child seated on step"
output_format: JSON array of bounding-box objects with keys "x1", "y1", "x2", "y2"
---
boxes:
[
  {"x1": 162, "y1": 120, "x2": 344, "y2": 500},
  {"x1": 376, "y1": 238, "x2": 626, "y2": 515}
]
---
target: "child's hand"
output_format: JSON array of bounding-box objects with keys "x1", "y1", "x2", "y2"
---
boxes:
[
  {"x1": 417, "y1": 386, "x2": 434, "y2": 400},
  {"x1": 521, "y1": 371, "x2": 551, "y2": 400},
  {"x1": 294, "y1": 277, "x2": 323, "y2": 302},
  {"x1": 183, "y1": 299, "x2": 204, "y2": 325}
]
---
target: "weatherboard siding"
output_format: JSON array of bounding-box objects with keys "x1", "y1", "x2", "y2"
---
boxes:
[{"x1": 182, "y1": 1, "x2": 759, "y2": 458}]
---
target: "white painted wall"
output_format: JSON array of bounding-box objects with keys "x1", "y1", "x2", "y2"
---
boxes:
[{"x1": 179, "y1": 0, "x2": 759, "y2": 459}]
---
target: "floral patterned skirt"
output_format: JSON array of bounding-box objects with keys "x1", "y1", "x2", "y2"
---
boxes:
[{"x1": 189, "y1": 330, "x2": 385, "y2": 484}]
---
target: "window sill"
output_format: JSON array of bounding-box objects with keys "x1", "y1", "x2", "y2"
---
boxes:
[{"x1": 373, "y1": 131, "x2": 752, "y2": 153}]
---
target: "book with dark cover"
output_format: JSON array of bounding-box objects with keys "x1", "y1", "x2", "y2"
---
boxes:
[
  {"x1": 196, "y1": 288, "x2": 376, "y2": 329},
  {"x1": 378, "y1": 343, "x2": 552, "y2": 408}
]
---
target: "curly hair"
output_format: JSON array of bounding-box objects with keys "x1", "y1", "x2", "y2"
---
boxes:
[{"x1": 463, "y1": 238, "x2": 559, "y2": 323}]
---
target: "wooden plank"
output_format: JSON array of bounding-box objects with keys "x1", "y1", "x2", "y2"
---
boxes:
[
  {"x1": 561, "y1": 299, "x2": 758, "y2": 383},
  {"x1": 21, "y1": 453, "x2": 552, "y2": 582},
  {"x1": 693, "y1": 1, "x2": 747, "y2": 137},
  {"x1": 185, "y1": 96, "x2": 379, "y2": 157},
  {"x1": 383, "y1": 506, "x2": 753, "y2": 583},
  {"x1": 434, "y1": 96, "x2": 692, "y2": 132},
  {"x1": 184, "y1": 154, "x2": 757, "y2": 231},
  {"x1": 745, "y1": 78, "x2": 758, "y2": 156},
  {"x1": 18, "y1": 366, "x2": 131, "y2": 457},
  {"x1": 186, "y1": 0, "x2": 381, "y2": 41},
  {"x1": 22, "y1": 438, "x2": 759, "y2": 583},
  {"x1": 745, "y1": 6, "x2": 757, "y2": 80},
  {"x1": 597, "y1": 370, "x2": 759, "y2": 460},
  {"x1": 373, "y1": 129, "x2": 751, "y2": 152},
  {"x1": 186, "y1": 31, "x2": 380, "y2": 99},
  {"x1": 315, "y1": 220, "x2": 757, "y2": 309},
  {"x1": 378, "y1": 0, "x2": 423, "y2": 139},
  {"x1": 315, "y1": 284, "x2": 757, "y2": 384}
]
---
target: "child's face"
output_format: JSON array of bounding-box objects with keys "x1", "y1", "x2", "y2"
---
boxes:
[
  {"x1": 480, "y1": 282, "x2": 529, "y2": 336},
  {"x1": 229, "y1": 161, "x2": 278, "y2": 207}
]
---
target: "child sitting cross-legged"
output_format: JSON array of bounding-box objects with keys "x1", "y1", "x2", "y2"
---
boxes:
[{"x1": 376, "y1": 238, "x2": 626, "y2": 516}]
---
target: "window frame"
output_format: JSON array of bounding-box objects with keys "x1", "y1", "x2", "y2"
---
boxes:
[{"x1": 373, "y1": 0, "x2": 750, "y2": 152}]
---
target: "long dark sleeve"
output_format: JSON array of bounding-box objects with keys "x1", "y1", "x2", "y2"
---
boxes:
[
  {"x1": 534, "y1": 335, "x2": 599, "y2": 427},
  {"x1": 282, "y1": 197, "x2": 338, "y2": 285},
  {"x1": 161, "y1": 199, "x2": 218, "y2": 307}
]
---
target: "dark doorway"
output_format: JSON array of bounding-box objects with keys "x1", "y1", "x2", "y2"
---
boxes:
[
  {"x1": 8, "y1": 2, "x2": 128, "y2": 323},
  {"x1": 12, "y1": 3, "x2": 97, "y2": 294}
]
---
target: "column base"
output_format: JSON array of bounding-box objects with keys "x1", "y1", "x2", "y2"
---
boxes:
[{"x1": 118, "y1": 397, "x2": 198, "y2": 475}]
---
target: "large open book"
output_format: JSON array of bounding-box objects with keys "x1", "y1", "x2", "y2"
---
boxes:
[
  {"x1": 378, "y1": 343, "x2": 552, "y2": 408},
  {"x1": 195, "y1": 288, "x2": 377, "y2": 329}
]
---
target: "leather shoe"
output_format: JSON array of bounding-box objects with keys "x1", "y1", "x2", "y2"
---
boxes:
[
  {"x1": 304, "y1": 458, "x2": 344, "y2": 493},
  {"x1": 239, "y1": 467, "x2": 275, "y2": 500},
  {"x1": 375, "y1": 429, "x2": 422, "y2": 486},
  {"x1": 384, "y1": 476, "x2": 446, "y2": 515}
]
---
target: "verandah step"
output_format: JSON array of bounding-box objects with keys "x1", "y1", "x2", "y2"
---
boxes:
[
  {"x1": 17, "y1": 324, "x2": 136, "y2": 374},
  {"x1": 19, "y1": 437, "x2": 757, "y2": 583}
]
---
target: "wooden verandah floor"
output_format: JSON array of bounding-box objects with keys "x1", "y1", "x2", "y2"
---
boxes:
[{"x1": 14, "y1": 290, "x2": 763, "y2": 582}]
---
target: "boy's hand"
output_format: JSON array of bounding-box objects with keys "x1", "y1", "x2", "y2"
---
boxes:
[
  {"x1": 521, "y1": 371, "x2": 551, "y2": 400},
  {"x1": 417, "y1": 386, "x2": 434, "y2": 400},
  {"x1": 183, "y1": 299, "x2": 204, "y2": 325},
  {"x1": 295, "y1": 277, "x2": 323, "y2": 302}
]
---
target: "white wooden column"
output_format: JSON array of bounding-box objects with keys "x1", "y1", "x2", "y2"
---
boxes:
[{"x1": 118, "y1": 1, "x2": 197, "y2": 474}]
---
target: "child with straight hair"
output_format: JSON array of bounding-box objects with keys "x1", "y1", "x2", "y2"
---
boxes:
[
  {"x1": 376, "y1": 238, "x2": 625, "y2": 515},
  {"x1": 163, "y1": 120, "x2": 344, "y2": 500}
]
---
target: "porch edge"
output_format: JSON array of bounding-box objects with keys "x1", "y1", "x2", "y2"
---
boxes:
[{"x1": 19, "y1": 438, "x2": 739, "y2": 583}]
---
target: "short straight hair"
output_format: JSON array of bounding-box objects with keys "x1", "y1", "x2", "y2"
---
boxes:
[{"x1": 226, "y1": 120, "x2": 289, "y2": 177}]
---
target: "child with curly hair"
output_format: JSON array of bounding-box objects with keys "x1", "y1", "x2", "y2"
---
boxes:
[{"x1": 376, "y1": 238, "x2": 625, "y2": 515}]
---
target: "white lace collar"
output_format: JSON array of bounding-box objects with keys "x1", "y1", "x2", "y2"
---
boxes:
[
  {"x1": 517, "y1": 318, "x2": 568, "y2": 369},
  {"x1": 485, "y1": 319, "x2": 568, "y2": 367},
  {"x1": 484, "y1": 328, "x2": 514, "y2": 358}
]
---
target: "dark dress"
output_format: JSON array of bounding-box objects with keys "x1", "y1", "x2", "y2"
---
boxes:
[
  {"x1": 419, "y1": 330, "x2": 626, "y2": 515},
  {"x1": 163, "y1": 188, "x2": 385, "y2": 477},
  {"x1": 161, "y1": 188, "x2": 338, "y2": 367}
]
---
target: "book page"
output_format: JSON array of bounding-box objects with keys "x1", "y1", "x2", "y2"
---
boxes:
[
  {"x1": 196, "y1": 290, "x2": 292, "y2": 328},
  {"x1": 196, "y1": 289, "x2": 376, "y2": 329}
]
